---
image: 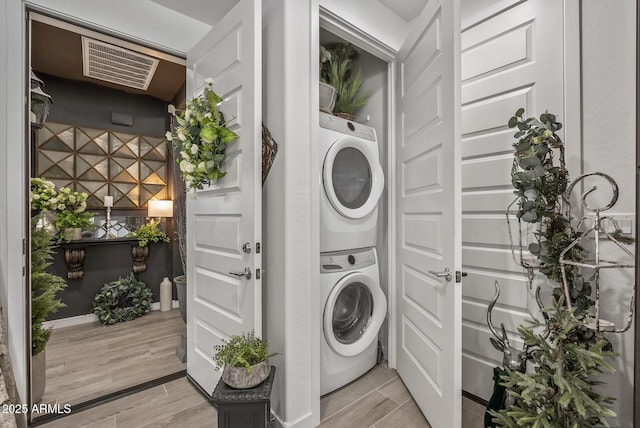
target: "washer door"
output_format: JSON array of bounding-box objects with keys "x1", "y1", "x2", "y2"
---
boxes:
[
  {"x1": 323, "y1": 137, "x2": 384, "y2": 219},
  {"x1": 324, "y1": 272, "x2": 387, "y2": 357}
]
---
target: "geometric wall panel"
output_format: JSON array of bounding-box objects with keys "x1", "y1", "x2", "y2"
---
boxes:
[{"x1": 36, "y1": 122, "x2": 169, "y2": 209}]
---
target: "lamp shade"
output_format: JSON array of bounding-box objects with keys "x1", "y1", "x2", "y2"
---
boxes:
[{"x1": 148, "y1": 200, "x2": 173, "y2": 218}]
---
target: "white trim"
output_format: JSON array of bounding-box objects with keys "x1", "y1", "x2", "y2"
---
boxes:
[
  {"x1": 43, "y1": 300, "x2": 180, "y2": 330},
  {"x1": 271, "y1": 410, "x2": 314, "y2": 428},
  {"x1": 386, "y1": 59, "x2": 397, "y2": 369},
  {"x1": 319, "y1": 6, "x2": 398, "y2": 60},
  {"x1": 562, "y1": 0, "x2": 582, "y2": 179}
]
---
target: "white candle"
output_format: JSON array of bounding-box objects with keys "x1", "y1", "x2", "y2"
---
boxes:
[{"x1": 104, "y1": 195, "x2": 113, "y2": 207}]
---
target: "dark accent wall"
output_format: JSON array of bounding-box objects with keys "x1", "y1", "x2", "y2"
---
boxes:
[
  {"x1": 34, "y1": 74, "x2": 182, "y2": 319},
  {"x1": 49, "y1": 239, "x2": 173, "y2": 320},
  {"x1": 40, "y1": 73, "x2": 170, "y2": 137}
]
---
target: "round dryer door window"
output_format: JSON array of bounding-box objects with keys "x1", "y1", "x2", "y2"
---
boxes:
[
  {"x1": 332, "y1": 148, "x2": 372, "y2": 210},
  {"x1": 324, "y1": 272, "x2": 387, "y2": 357},
  {"x1": 323, "y1": 138, "x2": 384, "y2": 220}
]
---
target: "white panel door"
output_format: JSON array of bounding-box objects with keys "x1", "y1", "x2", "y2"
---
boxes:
[
  {"x1": 460, "y1": 0, "x2": 563, "y2": 400},
  {"x1": 186, "y1": 0, "x2": 261, "y2": 394},
  {"x1": 395, "y1": 0, "x2": 462, "y2": 427}
]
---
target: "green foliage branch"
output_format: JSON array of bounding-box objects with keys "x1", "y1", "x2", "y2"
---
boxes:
[
  {"x1": 508, "y1": 108, "x2": 593, "y2": 312},
  {"x1": 167, "y1": 79, "x2": 239, "y2": 192},
  {"x1": 92, "y1": 273, "x2": 153, "y2": 325},
  {"x1": 125, "y1": 219, "x2": 170, "y2": 247},
  {"x1": 213, "y1": 330, "x2": 278, "y2": 372},
  {"x1": 54, "y1": 210, "x2": 95, "y2": 235},
  {"x1": 322, "y1": 43, "x2": 370, "y2": 116},
  {"x1": 490, "y1": 297, "x2": 616, "y2": 427},
  {"x1": 31, "y1": 216, "x2": 67, "y2": 355}
]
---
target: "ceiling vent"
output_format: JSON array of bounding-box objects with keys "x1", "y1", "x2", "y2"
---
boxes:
[{"x1": 81, "y1": 36, "x2": 159, "y2": 91}]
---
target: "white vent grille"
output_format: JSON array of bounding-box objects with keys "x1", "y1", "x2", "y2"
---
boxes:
[{"x1": 81, "y1": 36, "x2": 159, "y2": 90}]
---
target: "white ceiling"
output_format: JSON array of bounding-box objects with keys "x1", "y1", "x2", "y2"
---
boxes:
[
  {"x1": 150, "y1": 0, "x2": 238, "y2": 27},
  {"x1": 376, "y1": 0, "x2": 429, "y2": 22}
]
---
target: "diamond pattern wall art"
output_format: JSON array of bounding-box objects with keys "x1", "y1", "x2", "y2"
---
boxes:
[{"x1": 36, "y1": 122, "x2": 169, "y2": 209}]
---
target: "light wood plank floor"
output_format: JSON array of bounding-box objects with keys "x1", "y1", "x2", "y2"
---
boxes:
[
  {"x1": 41, "y1": 309, "x2": 186, "y2": 409},
  {"x1": 37, "y1": 362, "x2": 486, "y2": 427}
]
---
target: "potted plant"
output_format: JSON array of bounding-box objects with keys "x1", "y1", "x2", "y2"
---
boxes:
[
  {"x1": 53, "y1": 210, "x2": 94, "y2": 241},
  {"x1": 322, "y1": 43, "x2": 370, "y2": 121},
  {"x1": 166, "y1": 78, "x2": 239, "y2": 193},
  {"x1": 319, "y1": 45, "x2": 337, "y2": 113},
  {"x1": 30, "y1": 216, "x2": 67, "y2": 403},
  {"x1": 126, "y1": 219, "x2": 170, "y2": 273},
  {"x1": 213, "y1": 330, "x2": 278, "y2": 389}
]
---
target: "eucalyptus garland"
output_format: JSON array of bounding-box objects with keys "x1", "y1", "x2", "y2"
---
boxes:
[
  {"x1": 508, "y1": 109, "x2": 593, "y2": 312},
  {"x1": 93, "y1": 273, "x2": 153, "y2": 325}
]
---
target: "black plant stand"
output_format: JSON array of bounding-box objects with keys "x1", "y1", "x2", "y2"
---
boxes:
[{"x1": 210, "y1": 366, "x2": 276, "y2": 428}]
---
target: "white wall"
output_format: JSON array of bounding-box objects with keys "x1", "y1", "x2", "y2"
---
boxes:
[
  {"x1": 581, "y1": 2, "x2": 636, "y2": 426},
  {"x1": 262, "y1": 0, "x2": 320, "y2": 426},
  {"x1": 319, "y1": 0, "x2": 408, "y2": 52},
  {"x1": 1, "y1": 0, "x2": 28, "y2": 403},
  {"x1": 26, "y1": 0, "x2": 211, "y2": 55}
]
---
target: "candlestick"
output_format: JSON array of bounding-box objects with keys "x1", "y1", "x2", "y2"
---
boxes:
[
  {"x1": 104, "y1": 195, "x2": 113, "y2": 207},
  {"x1": 105, "y1": 206, "x2": 113, "y2": 239}
]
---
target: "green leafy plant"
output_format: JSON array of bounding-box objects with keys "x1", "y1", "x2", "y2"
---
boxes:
[
  {"x1": 508, "y1": 109, "x2": 594, "y2": 312},
  {"x1": 323, "y1": 43, "x2": 370, "y2": 117},
  {"x1": 92, "y1": 273, "x2": 153, "y2": 325},
  {"x1": 167, "y1": 78, "x2": 239, "y2": 192},
  {"x1": 490, "y1": 297, "x2": 616, "y2": 427},
  {"x1": 213, "y1": 330, "x2": 278, "y2": 372},
  {"x1": 31, "y1": 216, "x2": 67, "y2": 355},
  {"x1": 126, "y1": 219, "x2": 170, "y2": 247},
  {"x1": 54, "y1": 210, "x2": 94, "y2": 232}
]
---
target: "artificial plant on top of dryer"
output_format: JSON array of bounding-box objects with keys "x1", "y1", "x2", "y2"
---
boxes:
[{"x1": 320, "y1": 43, "x2": 370, "y2": 120}]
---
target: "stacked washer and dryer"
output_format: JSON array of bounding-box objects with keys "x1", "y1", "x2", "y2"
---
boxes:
[{"x1": 319, "y1": 112, "x2": 387, "y2": 395}]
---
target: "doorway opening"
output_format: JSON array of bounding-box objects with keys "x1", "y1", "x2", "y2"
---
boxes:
[{"x1": 28, "y1": 11, "x2": 187, "y2": 423}]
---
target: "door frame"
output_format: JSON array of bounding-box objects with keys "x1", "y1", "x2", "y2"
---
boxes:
[
  {"x1": 16, "y1": 4, "x2": 193, "y2": 423},
  {"x1": 319, "y1": 6, "x2": 400, "y2": 368}
]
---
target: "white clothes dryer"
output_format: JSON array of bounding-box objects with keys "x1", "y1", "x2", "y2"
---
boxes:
[
  {"x1": 320, "y1": 112, "x2": 384, "y2": 253},
  {"x1": 320, "y1": 247, "x2": 387, "y2": 395}
]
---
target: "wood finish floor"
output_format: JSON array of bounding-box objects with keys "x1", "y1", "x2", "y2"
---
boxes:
[
  {"x1": 40, "y1": 309, "x2": 186, "y2": 409},
  {"x1": 38, "y1": 362, "x2": 487, "y2": 427}
]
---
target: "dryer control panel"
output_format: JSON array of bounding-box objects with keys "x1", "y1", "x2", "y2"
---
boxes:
[
  {"x1": 321, "y1": 248, "x2": 377, "y2": 273},
  {"x1": 319, "y1": 112, "x2": 377, "y2": 142}
]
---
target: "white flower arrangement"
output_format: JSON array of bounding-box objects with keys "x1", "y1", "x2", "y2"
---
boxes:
[
  {"x1": 30, "y1": 177, "x2": 58, "y2": 211},
  {"x1": 30, "y1": 178, "x2": 89, "y2": 213},
  {"x1": 167, "y1": 79, "x2": 239, "y2": 192}
]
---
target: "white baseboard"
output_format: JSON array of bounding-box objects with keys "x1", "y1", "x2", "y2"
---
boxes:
[{"x1": 43, "y1": 300, "x2": 180, "y2": 330}]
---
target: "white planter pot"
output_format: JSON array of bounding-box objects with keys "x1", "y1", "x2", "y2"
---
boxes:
[
  {"x1": 222, "y1": 361, "x2": 271, "y2": 389},
  {"x1": 319, "y1": 82, "x2": 337, "y2": 113}
]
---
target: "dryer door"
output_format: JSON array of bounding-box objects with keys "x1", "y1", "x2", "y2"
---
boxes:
[
  {"x1": 324, "y1": 272, "x2": 387, "y2": 357},
  {"x1": 323, "y1": 137, "x2": 384, "y2": 219}
]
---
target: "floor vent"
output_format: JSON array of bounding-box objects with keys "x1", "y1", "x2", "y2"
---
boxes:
[{"x1": 81, "y1": 36, "x2": 159, "y2": 91}]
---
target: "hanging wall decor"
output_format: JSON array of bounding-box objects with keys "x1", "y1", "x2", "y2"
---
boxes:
[{"x1": 36, "y1": 122, "x2": 169, "y2": 209}]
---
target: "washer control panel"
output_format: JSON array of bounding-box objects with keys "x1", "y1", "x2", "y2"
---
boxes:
[
  {"x1": 319, "y1": 112, "x2": 377, "y2": 142},
  {"x1": 321, "y1": 248, "x2": 377, "y2": 273}
]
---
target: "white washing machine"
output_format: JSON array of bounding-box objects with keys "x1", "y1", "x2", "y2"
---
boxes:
[
  {"x1": 320, "y1": 247, "x2": 387, "y2": 395},
  {"x1": 320, "y1": 112, "x2": 384, "y2": 253}
]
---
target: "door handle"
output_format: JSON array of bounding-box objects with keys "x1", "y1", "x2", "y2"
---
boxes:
[
  {"x1": 428, "y1": 267, "x2": 452, "y2": 282},
  {"x1": 229, "y1": 267, "x2": 252, "y2": 280}
]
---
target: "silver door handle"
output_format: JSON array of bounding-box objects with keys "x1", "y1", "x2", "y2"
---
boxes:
[
  {"x1": 429, "y1": 267, "x2": 452, "y2": 282},
  {"x1": 229, "y1": 267, "x2": 252, "y2": 280}
]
